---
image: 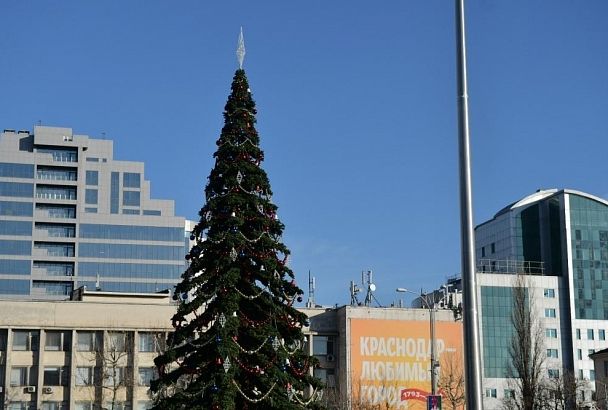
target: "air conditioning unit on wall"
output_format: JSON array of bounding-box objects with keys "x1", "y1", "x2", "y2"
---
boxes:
[
  {"x1": 26, "y1": 386, "x2": 36, "y2": 393},
  {"x1": 326, "y1": 354, "x2": 335, "y2": 362},
  {"x1": 43, "y1": 387, "x2": 53, "y2": 394}
]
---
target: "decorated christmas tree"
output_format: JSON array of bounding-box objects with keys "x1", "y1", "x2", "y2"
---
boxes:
[{"x1": 151, "y1": 31, "x2": 324, "y2": 410}]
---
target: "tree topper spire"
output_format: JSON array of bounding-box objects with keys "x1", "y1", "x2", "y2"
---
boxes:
[{"x1": 236, "y1": 27, "x2": 246, "y2": 69}]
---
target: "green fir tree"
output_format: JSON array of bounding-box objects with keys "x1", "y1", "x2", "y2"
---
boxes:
[{"x1": 151, "y1": 68, "x2": 324, "y2": 409}]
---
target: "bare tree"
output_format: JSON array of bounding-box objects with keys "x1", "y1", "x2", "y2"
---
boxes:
[
  {"x1": 540, "y1": 369, "x2": 589, "y2": 410},
  {"x1": 504, "y1": 274, "x2": 546, "y2": 410},
  {"x1": 438, "y1": 350, "x2": 465, "y2": 410}
]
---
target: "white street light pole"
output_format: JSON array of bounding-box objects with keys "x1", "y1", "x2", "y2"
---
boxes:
[{"x1": 396, "y1": 288, "x2": 442, "y2": 396}]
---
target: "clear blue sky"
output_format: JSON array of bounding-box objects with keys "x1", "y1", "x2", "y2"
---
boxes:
[{"x1": 1, "y1": 1, "x2": 607, "y2": 306}]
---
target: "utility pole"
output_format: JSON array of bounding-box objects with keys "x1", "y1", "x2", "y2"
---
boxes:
[{"x1": 455, "y1": 0, "x2": 484, "y2": 408}]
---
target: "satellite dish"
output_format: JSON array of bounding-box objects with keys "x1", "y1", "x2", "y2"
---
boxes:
[{"x1": 369, "y1": 283, "x2": 376, "y2": 292}]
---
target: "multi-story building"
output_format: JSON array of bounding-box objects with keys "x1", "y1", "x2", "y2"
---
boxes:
[
  {"x1": 475, "y1": 188, "x2": 608, "y2": 407},
  {"x1": 0, "y1": 289, "x2": 462, "y2": 410},
  {"x1": 0, "y1": 289, "x2": 175, "y2": 410},
  {"x1": 0, "y1": 126, "x2": 188, "y2": 299}
]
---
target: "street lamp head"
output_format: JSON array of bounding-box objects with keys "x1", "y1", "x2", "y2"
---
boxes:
[{"x1": 396, "y1": 288, "x2": 408, "y2": 293}]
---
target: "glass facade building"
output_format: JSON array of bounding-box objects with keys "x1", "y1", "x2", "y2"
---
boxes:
[
  {"x1": 476, "y1": 189, "x2": 608, "y2": 406},
  {"x1": 0, "y1": 126, "x2": 187, "y2": 299}
]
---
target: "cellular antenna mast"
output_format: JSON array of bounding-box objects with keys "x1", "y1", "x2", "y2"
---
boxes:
[
  {"x1": 363, "y1": 270, "x2": 376, "y2": 307},
  {"x1": 306, "y1": 270, "x2": 316, "y2": 308}
]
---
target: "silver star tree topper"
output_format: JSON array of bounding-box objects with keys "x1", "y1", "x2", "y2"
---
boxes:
[{"x1": 236, "y1": 27, "x2": 246, "y2": 69}]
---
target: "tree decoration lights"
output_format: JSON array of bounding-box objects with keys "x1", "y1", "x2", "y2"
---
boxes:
[{"x1": 151, "y1": 37, "x2": 323, "y2": 409}]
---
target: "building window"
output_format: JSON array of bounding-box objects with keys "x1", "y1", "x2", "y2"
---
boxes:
[
  {"x1": 85, "y1": 207, "x2": 97, "y2": 213},
  {"x1": 578, "y1": 349, "x2": 583, "y2": 360},
  {"x1": 576, "y1": 329, "x2": 581, "y2": 340},
  {"x1": 137, "y1": 402, "x2": 153, "y2": 410},
  {"x1": 107, "y1": 332, "x2": 127, "y2": 352},
  {"x1": 85, "y1": 189, "x2": 98, "y2": 205},
  {"x1": 7, "y1": 402, "x2": 34, "y2": 410},
  {"x1": 600, "y1": 329, "x2": 606, "y2": 341},
  {"x1": 590, "y1": 370, "x2": 596, "y2": 381},
  {"x1": 75, "y1": 403, "x2": 94, "y2": 410},
  {"x1": 104, "y1": 367, "x2": 125, "y2": 387},
  {"x1": 122, "y1": 191, "x2": 140, "y2": 207},
  {"x1": 312, "y1": 335, "x2": 335, "y2": 356},
  {"x1": 143, "y1": 210, "x2": 161, "y2": 216},
  {"x1": 110, "y1": 172, "x2": 119, "y2": 214},
  {"x1": 13, "y1": 330, "x2": 39, "y2": 351},
  {"x1": 544, "y1": 308, "x2": 556, "y2": 318},
  {"x1": 122, "y1": 209, "x2": 139, "y2": 215},
  {"x1": 603, "y1": 360, "x2": 608, "y2": 377},
  {"x1": 123, "y1": 172, "x2": 141, "y2": 188},
  {"x1": 491, "y1": 242, "x2": 495, "y2": 253},
  {"x1": 43, "y1": 366, "x2": 68, "y2": 386},
  {"x1": 548, "y1": 369, "x2": 560, "y2": 379},
  {"x1": 313, "y1": 367, "x2": 336, "y2": 388},
  {"x1": 481, "y1": 246, "x2": 485, "y2": 257},
  {"x1": 139, "y1": 333, "x2": 163, "y2": 352},
  {"x1": 589, "y1": 349, "x2": 595, "y2": 356},
  {"x1": 543, "y1": 288, "x2": 555, "y2": 298},
  {"x1": 75, "y1": 367, "x2": 94, "y2": 386},
  {"x1": 85, "y1": 170, "x2": 98, "y2": 186},
  {"x1": 588, "y1": 329, "x2": 594, "y2": 340},
  {"x1": 10, "y1": 366, "x2": 29, "y2": 386},
  {"x1": 578, "y1": 369, "x2": 584, "y2": 380},
  {"x1": 546, "y1": 328, "x2": 558, "y2": 338},
  {"x1": 45, "y1": 331, "x2": 70, "y2": 351},
  {"x1": 138, "y1": 367, "x2": 156, "y2": 386},
  {"x1": 485, "y1": 388, "x2": 497, "y2": 398},
  {"x1": 547, "y1": 349, "x2": 559, "y2": 358},
  {"x1": 77, "y1": 331, "x2": 99, "y2": 352},
  {"x1": 41, "y1": 402, "x2": 67, "y2": 410}
]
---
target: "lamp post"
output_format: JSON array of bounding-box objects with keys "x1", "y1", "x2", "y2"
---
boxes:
[{"x1": 396, "y1": 287, "x2": 446, "y2": 396}]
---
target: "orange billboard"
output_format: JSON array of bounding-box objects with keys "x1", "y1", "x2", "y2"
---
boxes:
[{"x1": 350, "y1": 318, "x2": 463, "y2": 409}]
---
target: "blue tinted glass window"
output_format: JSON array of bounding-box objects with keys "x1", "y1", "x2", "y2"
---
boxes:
[
  {"x1": 79, "y1": 262, "x2": 183, "y2": 279},
  {"x1": 34, "y1": 242, "x2": 74, "y2": 257},
  {"x1": 0, "y1": 260, "x2": 30, "y2": 275},
  {"x1": 123, "y1": 209, "x2": 139, "y2": 215},
  {"x1": 111, "y1": 172, "x2": 119, "y2": 214},
  {"x1": 33, "y1": 262, "x2": 74, "y2": 276},
  {"x1": 79, "y1": 224, "x2": 183, "y2": 242},
  {"x1": 32, "y1": 281, "x2": 72, "y2": 296},
  {"x1": 79, "y1": 243, "x2": 184, "y2": 260},
  {"x1": 86, "y1": 157, "x2": 99, "y2": 162},
  {"x1": 36, "y1": 204, "x2": 76, "y2": 219},
  {"x1": 0, "y1": 201, "x2": 33, "y2": 216},
  {"x1": 86, "y1": 171, "x2": 98, "y2": 186},
  {"x1": 36, "y1": 186, "x2": 76, "y2": 200},
  {"x1": 0, "y1": 279, "x2": 29, "y2": 295},
  {"x1": 85, "y1": 207, "x2": 97, "y2": 213},
  {"x1": 143, "y1": 210, "x2": 161, "y2": 216},
  {"x1": 0, "y1": 220, "x2": 32, "y2": 236},
  {"x1": 34, "y1": 223, "x2": 75, "y2": 238},
  {"x1": 79, "y1": 281, "x2": 166, "y2": 293},
  {"x1": 123, "y1": 173, "x2": 141, "y2": 188},
  {"x1": 0, "y1": 163, "x2": 34, "y2": 178},
  {"x1": 36, "y1": 167, "x2": 77, "y2": 181},
  {"x1": 37, "y1": 148, "x2": 77, "y2": 162},
  {"x1": 123, "y1": 191, "x2": 140, "y2": 206},
  {"x1": 85, "y1": 189, "x2": 98, "y2": 205},
  {"x1": 0, "y1": 240, "x2": 31, "y2": 255},
  {"x1": 0, "y1": 182, "x2": 34, "y2": 198}
]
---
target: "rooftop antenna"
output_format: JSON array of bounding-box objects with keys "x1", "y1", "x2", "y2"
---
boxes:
[
  {"x1": 306, "y1": 270, "x2": 316, "y2": 308},
  {"x1": 349, "y1": 280, "x2": 361, "y2": 306},
  {"x1": 362, "y1": 270, "x2": 376, "y2": 307}
]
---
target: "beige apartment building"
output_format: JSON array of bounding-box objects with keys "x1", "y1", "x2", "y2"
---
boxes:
[{"x1": 0, "y1": 289, "x2": 175, "y2": 410}]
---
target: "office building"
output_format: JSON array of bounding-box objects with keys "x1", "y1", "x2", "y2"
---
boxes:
[
  {"x1": 0, "y1": 126, "x2": 187, "y2": 299},
  {"x1": 475, "y1": 189, "x2": 608, "y2": 407}
]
